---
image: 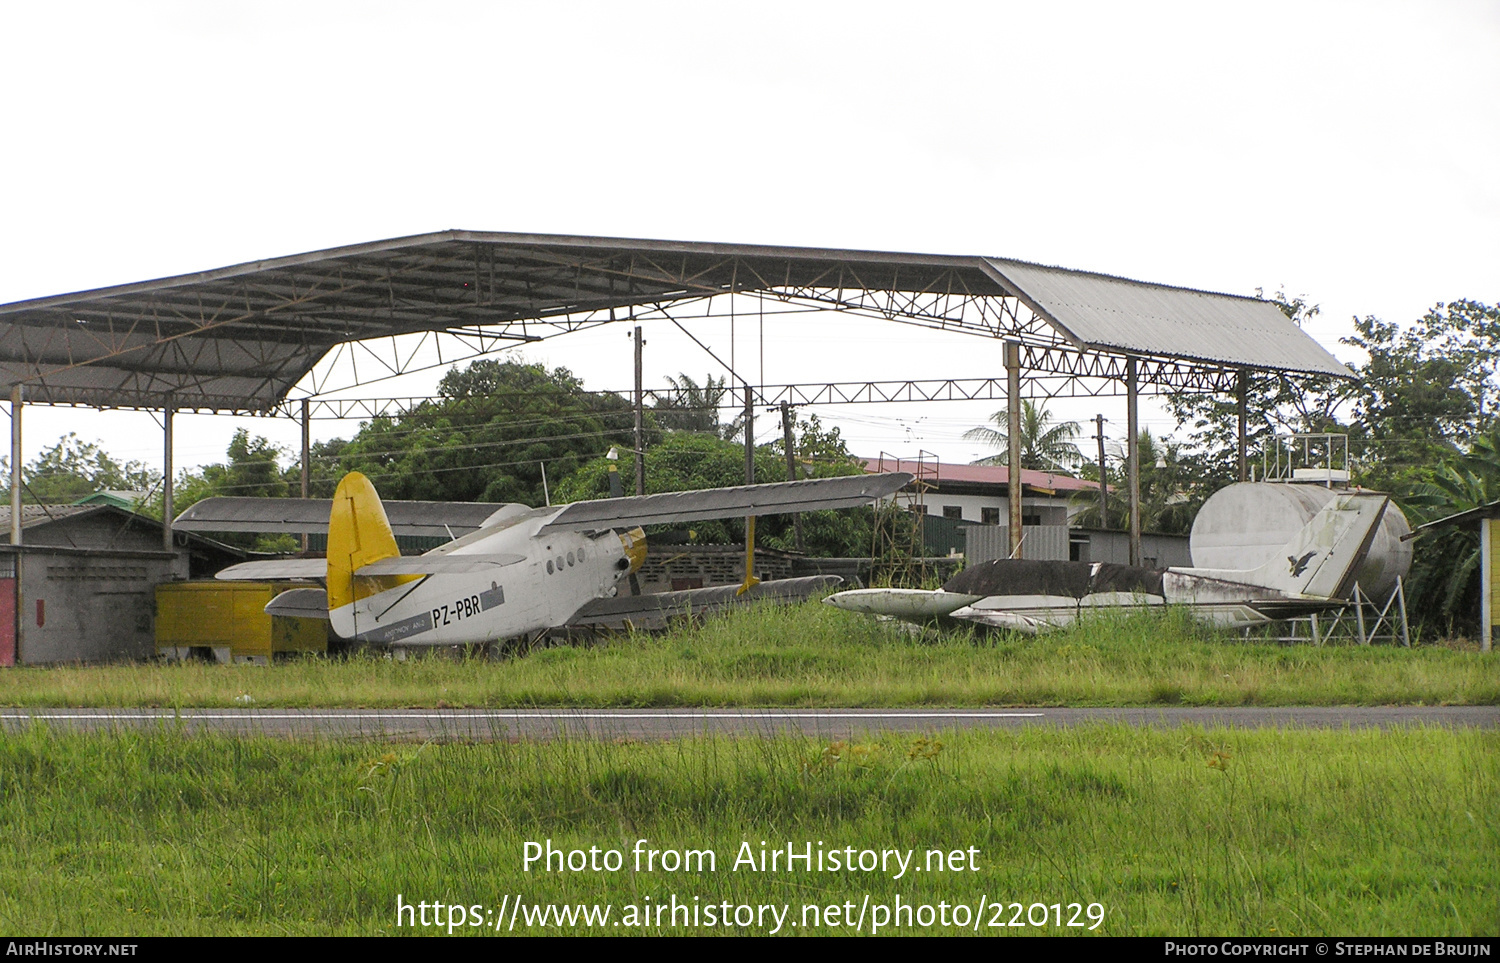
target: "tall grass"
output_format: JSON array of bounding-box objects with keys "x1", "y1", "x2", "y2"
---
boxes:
[
  {"x1": 2, "y1": 604, "x2": 1494, "y2": 708},
  {"x1": 0, "y1": 725, "x2": 1492, "y2": 935}
]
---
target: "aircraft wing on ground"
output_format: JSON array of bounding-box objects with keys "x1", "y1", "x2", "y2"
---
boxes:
[
  {"x1": 538, "y1": 473, "x2": 914, "y2": 532},
  {"x1": 173, "y1": 497, "x2": 513, "y2": 536},
  {"x1": 566, "y1": 576, "x2": 844, "y2": 631}
]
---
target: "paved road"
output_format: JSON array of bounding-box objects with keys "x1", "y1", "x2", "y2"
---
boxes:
[{"x1": 0, "y1": 706, "x2": 1493, "y2": 740}]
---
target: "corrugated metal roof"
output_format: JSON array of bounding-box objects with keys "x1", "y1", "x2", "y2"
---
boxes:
[
  {"x1": 862, "y1": 458, "x2": 1101, "y2": 492},
  {"x1": 0, "y1": 231, "x2": 1355, "y2": 413},
  {"x1": 983, "y1": 258, "x2": 1353, "y2": 378},
  {"x1": 0, "y1": 505, "x2": 98, "y2": 527}
]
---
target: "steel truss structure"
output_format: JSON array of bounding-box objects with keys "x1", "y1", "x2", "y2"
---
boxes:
[
  {"x1": 0, "y1": 231, "x2": 1355, "y2": 567},
  {"x1": 0, "y1": 231, "x2": 1345, "y2": 414}
]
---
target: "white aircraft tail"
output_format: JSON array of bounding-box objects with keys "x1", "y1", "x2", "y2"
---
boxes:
[{"x1": 1172, "y1": 492, "x2": 1389, "y2": 600}]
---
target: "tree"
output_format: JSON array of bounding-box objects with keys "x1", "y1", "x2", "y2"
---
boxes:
[
  {"x1": 148, "y1": 430, "x2": 296, "y2": 551},
  {"x1": 964, "y1": 399, "x2": 1083, "y2": 471},
  {"x1": 653, "y1": 373, "x2": 738, "y2": 437},
  {"x1": 1164, "y1": 291, "x2": 1352, "y2": 488},
  {"x1": 322, "y1": 359, "x2": 640, "y2": 506},
  {"x1": 1399, "y1": 425, "x2": 1500, "y2": 636},
  {"x1": 1069, "y1": 429, "x2": 1200, "y2": 536},
  {"x1": 554, "y1": 413, "x2": 873, "y2": 556},
  {"x1": 1342, "y1": 299, "x2": 1500, "y2": 486},
  {"x1": 17, "y1": 433, "x2": 160, "y2": 505}
]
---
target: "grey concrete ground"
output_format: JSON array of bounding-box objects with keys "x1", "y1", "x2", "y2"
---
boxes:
[{"x1": 0, "y1": 706, "x2": 1493, "y2": 740}]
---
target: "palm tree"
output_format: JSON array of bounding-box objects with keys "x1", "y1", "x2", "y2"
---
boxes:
[
  {"x1": 654, "y1": 373, "x2": 742, "y2": 438},
  {"x1": 1069, "y1": 429, "x2": 1200, "y2": 535},
  {"x1": 1401, "y1": 426, "x2": 1500, "y2": 633},
  {"x1": 965, "y1": 400, "x2": 1083, "y2": 472}
]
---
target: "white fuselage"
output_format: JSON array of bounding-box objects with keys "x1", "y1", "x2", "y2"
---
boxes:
[{"x1": 331, "y1": 512, "x2": 633, "y2": 646}]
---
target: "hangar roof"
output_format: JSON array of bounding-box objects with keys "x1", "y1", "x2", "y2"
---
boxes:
[{"x1": 0, "y1": 231, "x2": 1353, "y2": 412}]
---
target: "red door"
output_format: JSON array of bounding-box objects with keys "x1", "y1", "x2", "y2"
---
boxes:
[{"x1": 0, "y1": 575, "x2": 15, "y2": 666}]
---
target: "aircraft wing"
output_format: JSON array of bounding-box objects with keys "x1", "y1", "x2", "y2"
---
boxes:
[
  {"x1": 353, "y1": 553, "x2": 527, "y2": 575},
  {"x1": 215, "y1": 559, "x2": 328, "y2": 581},
  {"x1": 538, "y1": 473, "x2": 914, "y2": 532},
  {"x1": 173, "y1": 497, "x2": 513, "y2": 536},
  {"x1": 566, "y1": 576, "x2": 843, "y2": 631}
]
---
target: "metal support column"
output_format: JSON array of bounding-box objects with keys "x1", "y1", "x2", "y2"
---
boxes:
[
  {"x1": 1005, "y1": 342, "x2": 1023, "y2": 559},
  {"x1": 162, "y1": 402, "x2": 174, "y2": 552},
  {"x1": 1126, "y1": 356, "x2": 1141, "y2": 567},
  {"x1": 1237, "y1": 368, "x2": 1249, "y2": 483},
  {"x1": 9, "y1": 386, "x2": 20, "y2": 547},
  {"x1": 300, "y1": 397, "x2": 311, "y2": 551},
  {"x1": 633, "y1": 326, "x2": 645, "y2": 496}
]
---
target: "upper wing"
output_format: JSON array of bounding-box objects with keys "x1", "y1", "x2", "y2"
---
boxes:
[
  {"x1": 173, "y1": 497, "x2": 514, "y2": 536},
  {"x1": 539, "y1": 473, "x2": 914, "y2": 532}
]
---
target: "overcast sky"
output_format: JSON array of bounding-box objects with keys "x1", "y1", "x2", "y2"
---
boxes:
[{"x1": 1, "y1": 1, "x2": 1495, "y2": 482}]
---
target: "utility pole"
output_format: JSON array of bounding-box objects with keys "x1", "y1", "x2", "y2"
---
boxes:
[
  {"x1": 1237, "y1": 368, "x2": 1248, "y2": 484},
  {"x1": 744, "y1": 387, "x2": 754, "y2": 486},
  {"x1": 1094, "y1": 414, "x2": 1108, "y2": 529},
  {"x1": 782, "y1": 402, "x2": 804, "y2": 552},
  {"x1": 633, "y1": 326, "x2": 645, "y2": 496}
]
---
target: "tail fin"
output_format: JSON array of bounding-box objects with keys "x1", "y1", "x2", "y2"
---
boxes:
[
  {"x1": 327, "y1": 472, "x2": 416, "y2": 616},
  {"x1": 1174, "y1": 492, "x2": 1389, "y2": 599}
]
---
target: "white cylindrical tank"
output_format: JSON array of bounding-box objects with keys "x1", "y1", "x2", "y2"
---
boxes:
[{"x1": 1189, "y1": 483, "x2": 1411, "y2": 600}]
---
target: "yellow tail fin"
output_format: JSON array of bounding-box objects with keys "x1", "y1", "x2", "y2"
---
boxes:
[{"x1": 327, "y1": 472, "x2": 416, "y2": 611}]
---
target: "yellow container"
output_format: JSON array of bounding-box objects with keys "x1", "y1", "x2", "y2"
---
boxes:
[{"x1": 156, "y1": 581, "x2": 326, "y2": 661}]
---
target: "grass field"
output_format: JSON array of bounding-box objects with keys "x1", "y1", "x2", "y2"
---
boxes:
[
  {"x1": 0, "y1": 724, "x2": 1492, "y2": 936},
  {"x1": 2, "y1": 603, "x2": 1495, "y2": 708}
]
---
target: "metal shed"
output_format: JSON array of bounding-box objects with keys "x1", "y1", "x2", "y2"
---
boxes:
[{"x1": 0, "y1": 231, "x2": 1356, "y2": 613}]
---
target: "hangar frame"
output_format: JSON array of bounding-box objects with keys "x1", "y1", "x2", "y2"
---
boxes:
[{"x1": 0, "y1": 230, "x2": 1354, "y2": 577}]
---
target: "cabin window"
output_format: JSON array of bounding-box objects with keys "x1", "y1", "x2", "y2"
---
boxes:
[
  {"x1": 577, "y1": 547, "x2": 585, "y2": 562},
  {"x1": 546, "y1": 560, "x2": 554, "y2": 574},
  {"x1": 556, "y1": 556, "x2": 564, "y2": 571},
  {"x1": 567, "y1": 551, "x2": 575, "y2": 567}
]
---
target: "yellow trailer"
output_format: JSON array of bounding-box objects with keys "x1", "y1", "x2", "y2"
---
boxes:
[{"x1": 156, "y1": 581, "x2": 326, "y2": 664}]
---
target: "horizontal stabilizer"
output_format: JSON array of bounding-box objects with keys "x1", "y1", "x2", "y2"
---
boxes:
[
  {"x1": 540, "y1": 473, "x2": 914, "y2": 532},
  {"x1": 264, "y1": 587, "x2": 329, "y2": 620},
  {"x1": 354, "y1": 553, "x2": 526, "y2": 576},
  {"x1": 215, "y1": 559, "x2": 327, "y2": 581},
  {"x1": 568, "y1": 576, "x2": 843, "y2": 630},
  {"x1": 174, "y1": 497, "x2": 513, "y2": 536}
]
